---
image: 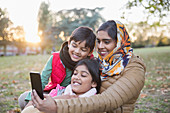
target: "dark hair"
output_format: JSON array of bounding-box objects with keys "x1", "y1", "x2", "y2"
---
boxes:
[
  {"x1": 73, "y1": 58, "x2": 101, "y2": 94},
  {"x1": 69, "y1": 26, "x2": 96, "y2": 52},
  {"x1": 97, "y1": 20, "x2": 117, "y2": 42}
]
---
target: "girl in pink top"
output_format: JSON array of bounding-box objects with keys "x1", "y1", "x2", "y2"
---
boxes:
[
  {"x1": 49, "y1": 58, "x2": 101, "y2": 97},
  {"x1": 21, "y1": 58, "x2": 101, "y2": 113}
]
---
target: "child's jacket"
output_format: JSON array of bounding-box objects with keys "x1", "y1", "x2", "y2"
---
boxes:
[{"x1": 44, "y1": 52, "x2": 66, "y2": 91}]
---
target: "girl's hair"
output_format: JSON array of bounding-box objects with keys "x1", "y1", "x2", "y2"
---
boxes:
[
  {"x1": 97, "y1": 20, "x2": 117, "y2": 42},
  {"x1": 69, "y1": 26, "x2": 96, "y2": 52},
  {"x1": 73, "y1": 58, "x2": 101, "y2": 94}
]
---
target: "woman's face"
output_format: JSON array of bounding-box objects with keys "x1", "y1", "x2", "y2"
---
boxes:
[
  {"x1": 96, "y1": 31, "x2": 117, "y2": 59},
  {"x1": 71, "y1": 65, "x2": 97, "y2": 95}
]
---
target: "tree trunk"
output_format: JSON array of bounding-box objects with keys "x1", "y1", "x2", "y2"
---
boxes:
[{"x1": 3, "y1": 44, "x2": 7, "y2": 56}]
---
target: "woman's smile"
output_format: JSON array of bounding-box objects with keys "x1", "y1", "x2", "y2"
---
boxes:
[{"x1": 97, "y1": 31, "x2": 117, "y2": 59}]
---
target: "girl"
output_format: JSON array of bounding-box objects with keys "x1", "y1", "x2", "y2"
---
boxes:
[
  {"x1": 49, "y1": 58, "x2": 101, "y2": 97},
  {"x1": 21, "y1": 58, "x2": 101, "y2": 113}
]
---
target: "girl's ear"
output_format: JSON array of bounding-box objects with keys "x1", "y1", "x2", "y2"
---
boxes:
[{"x1": 91, "y1": 82, "x2": 97, "y2": 88}]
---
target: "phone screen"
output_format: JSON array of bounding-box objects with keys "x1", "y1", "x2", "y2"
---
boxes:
[{"x1": 30, "y1": 72, "x2": 44, "y2": 100}]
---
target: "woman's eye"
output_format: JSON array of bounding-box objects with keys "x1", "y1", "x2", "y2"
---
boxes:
[
  {"x1": 104, "y1": 41, "x2": 110, "y2": 44},
  {"x1": 97, "y1": 40, "x2": 100, "y2": 44}
]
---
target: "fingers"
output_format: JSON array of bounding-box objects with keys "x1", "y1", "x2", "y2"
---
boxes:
[
  {"x1": 31, "y1": 90, "x2": 38, "y2": 108},
  {"x1": 43, "y1": 94, "x2": 50, "y2": 98},
  {"x1": 44, "y1": 94, "x2": 55, "y2": 102},
  {"x1": 31, "y1": 90, "x2": 43, "y2": 107}
]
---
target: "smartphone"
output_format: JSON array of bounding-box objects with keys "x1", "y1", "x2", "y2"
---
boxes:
[{"x1": 30, "y1": 71, "x2": 44, "y2": 100}]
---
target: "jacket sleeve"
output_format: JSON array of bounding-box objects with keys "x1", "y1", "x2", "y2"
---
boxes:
[
  {"x1": 55, "y1": 55, "x2": 146, "y2": 113},
  {"x1": 41, "y1": 55, "x2": 53, "y2": 89}
]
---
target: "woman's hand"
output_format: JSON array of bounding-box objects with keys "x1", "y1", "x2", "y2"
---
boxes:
[
  {"x1": 24, "y1": 101, "x2": 33, "y2": 109},
  {"x1": 53, "y1": 94, "x2": 78, "y2": 99},
  {"x1": 31, "y1": 90, "x2": 57, "y2": 113}
]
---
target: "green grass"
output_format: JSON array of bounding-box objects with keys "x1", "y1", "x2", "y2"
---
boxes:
[
  {"x1": 133, "y1": 46, "x2": 170, "y2": 113},
  {"x1": 0, "y1": 55, "x2": 50, "y2": 113},
  {"x1": 0, "y1": 46, "x2": 170, "y2": 113}
]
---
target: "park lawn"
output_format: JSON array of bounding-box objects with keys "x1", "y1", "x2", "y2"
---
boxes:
[
  {"x1": 133, "y1": 46, "x2": 170, "y2": 113},
  {"x1": 0, "y1": 46, "x2": 169, "y2": 113}
]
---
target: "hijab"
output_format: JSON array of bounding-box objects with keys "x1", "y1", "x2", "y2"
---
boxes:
[{"x1": 98, "y1": 20, "x2": 133, "y2": 80}]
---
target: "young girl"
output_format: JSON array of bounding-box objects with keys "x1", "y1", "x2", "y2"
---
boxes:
[
  {"x1": 49, "y1": 58, "x2": 101, "y2": 97},
  {"x1": 18, "y1": 26, "x2": 96, "y2": 110},
  {"x1": 21, "y1": 58, "x2": 101, "y2": 113}
]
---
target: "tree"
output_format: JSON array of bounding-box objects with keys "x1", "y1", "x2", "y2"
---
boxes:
[
  {"x1": 37, "y1": 7, "x2": 105, "y2": 51},
  {"x1": 0, "y1": 8, "x2": 12, "y2": 55},
  {"x1": 52, "y1": 7, "x2": 105, "y2": 40},
  {"x1": 125, "y1": 0, "x2": 170, "y2": 23},
  {"x1": 9, "y1": 26, "x2": 26, "y2": 54},
  {"x1": 127, "y1": 21, "x2": 170, "y2": 47},
  {"x1": 37, "y1": 1, "x2": 52, "y2": 54}
]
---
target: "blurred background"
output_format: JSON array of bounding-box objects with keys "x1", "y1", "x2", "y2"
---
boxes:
[
  {"x1": 0, "y1": 0, "x2": 169, "y2": 55},
  {"x1": 0, "y1": 0, "x2": 169, "y2": 113}
]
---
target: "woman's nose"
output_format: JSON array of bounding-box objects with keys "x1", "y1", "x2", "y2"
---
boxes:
[{"x1": 98, "y1": 42, "x2": 104, "y2": 48}]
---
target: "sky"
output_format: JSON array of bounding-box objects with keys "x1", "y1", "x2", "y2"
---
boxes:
[{"x1": 0, "y1": 0, "x2": 168, "y2": 42}]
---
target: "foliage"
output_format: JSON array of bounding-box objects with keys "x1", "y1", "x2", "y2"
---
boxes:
[
  {"x1": 126, "y1": 21, "x2": 170, "y2": 48},
  {"x1": 9, "y1": 26, "x2": 26, "y2": 54},
  {"x1": 37, "y1": 5, "x2": 105, "y2": 51},
  {"x1": 0, "y1": 8, "x2": 13, "y2": 55},
  {"x1": 0, "y1": 8, "x2": 12, "y2": 40},
  {"x1": 51, "y1": 7, "x2": 105, "y2": 50},
  {"x1": 0, "y1": 8, "x2": 27, "y2": 55},
  {"x1": 52, "y1": 7, "x2": 105, "y2": 38},
  {"x1": 37, "y1": 1, "x2": 52, "y2": 54},
  {"x1": 125, "y1": 0, "x2": 170, "y2": 19}
]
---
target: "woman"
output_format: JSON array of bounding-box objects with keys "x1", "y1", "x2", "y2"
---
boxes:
[{"x1": 30, "y1": 20, "x2": 146, "y2": 113}]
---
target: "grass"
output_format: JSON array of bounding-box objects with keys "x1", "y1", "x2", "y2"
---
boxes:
[
  {"x1": 0, "y1": 55, "x2": 50, "y2": 113},
  {"x1": 133, "y1": 46, "x2": 170, "y2": 113},
  {"x1": 0, "y1": 46, "x2": 170, "y2": 113}
]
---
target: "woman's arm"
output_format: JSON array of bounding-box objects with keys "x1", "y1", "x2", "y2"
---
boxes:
[
  {"x1": 55, "y1": 55, "x2": 146, "y2": 113},
  {"x1": 31, "y1": 90, "x2": 58, "y2": 113},
  {"x1": 30, "y1": 90, "x2": 78, "y2": 113}
]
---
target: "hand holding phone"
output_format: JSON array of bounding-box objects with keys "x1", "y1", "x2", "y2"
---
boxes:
[{"x1": 30, "y1": 71, "x2": 44, "y2": 100}]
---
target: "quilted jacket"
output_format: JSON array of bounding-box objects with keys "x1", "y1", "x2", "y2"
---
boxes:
[{"x1": 55, "y1": 54, "x2": 146, "y2": 113}]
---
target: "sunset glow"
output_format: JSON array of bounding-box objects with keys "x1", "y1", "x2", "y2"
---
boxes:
[{"x1": 25, "y1": 32, "x2": 41, "y2": 43}]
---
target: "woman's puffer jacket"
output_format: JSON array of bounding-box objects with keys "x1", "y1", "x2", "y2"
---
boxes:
[{"x1": 55, "y1": 54, "x2": 146, "y2": 113}]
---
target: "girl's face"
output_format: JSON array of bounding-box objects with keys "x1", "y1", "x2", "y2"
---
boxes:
[
  {"x1": 71, "y1": 65, "x2": 97, "y2": 95},
  {"x1": 96, "y1": 31, "x2": 117, "y2": 59},
  {"x1": 68, "y1": 40, "x2": 91, "y2": 62}
]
